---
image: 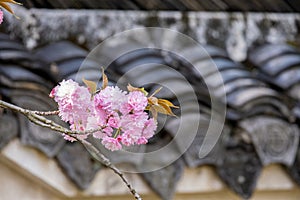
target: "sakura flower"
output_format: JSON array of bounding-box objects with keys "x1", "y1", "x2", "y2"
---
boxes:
[
  {"x1": 94, "y1": 106, "x2": 107, "y2": 126},
  {"x1": 94, "y1": 86, "x2": 127, "y2": 113},
  {"x1": 103, "y1": 126, "x2": 113, "y2": 136},
  {"x1": 120, "y1": 130, "x2": 141, "y2": 146},
  {"x1": 142, "y1": 118, "x2": 157, "y2": 139},
  {"x1": 120, "y1": 132, "x2": 135, "y2": 146},
  {"x1": 119, "y1": 114, "x2": 156, "y2": 145},
  {"x1": 63, "y1": 134, "x2": 77, "y2": 142},
  {"x1": 120, "y1": 112, "x2": 149, "y2": 132},
  {"x1": 93, "y1": 131, "x2": 105, "y2": 139},
  {"x1": 121, "y1": 91, "x2": 147, "y2": 114},
  {"x1": 50, "y1": 79, "x2": 93, "y2": 129},
  {"x1": 137, "y1": 137, "x2": 148, "y2": 145},
  {"x1": 76, "y1": 134, "x2": 89, "y2": 140},
  {"x1": 102, "y1": 136, "x2": 122, "y2": 151},
  {"x1": 86, "y1": 116, "x2": 106, "y2": 139},
  {"x1": 107, "y1": 113, "x2": 120, "y2": 128},
  {"x1": 50, "y1": 78, "x2": 164, "y2": 151},
  {"x1": 50, "y1": 79, "x2": 78, "y2": 99}
]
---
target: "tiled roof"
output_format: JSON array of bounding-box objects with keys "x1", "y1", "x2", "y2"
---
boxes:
[
  {"x1": 19, "y1": 0, "x2": 300, "y2": 12},
  {"x1": 248, "y1": 44, "x2": 300, "y2": 187},
  {"x1": 1, "y1": 31, "x2": 300, "y2": 199}
]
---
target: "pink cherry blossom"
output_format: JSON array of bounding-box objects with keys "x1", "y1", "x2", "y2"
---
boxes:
[
  {"x1": 86, "y1": 116, "x2": 106, "y2": 139},
  {"x1": 51, "y1": 79, "x2": 159, "y2": 151},
  {"x1": 137, "y1": 137, "x2": 148, "y2": 145},
  {"x1": 120, "y1": 131, "x2": 140, "y2": 146},
  {"x1": 120, "y1": 133, "x2": 134, "y2": 146},
  {"x1": 92, "y1": 131, "x2": 105, "y2": 139},
  {"x1": 121, "y1": 91, "x2": 148, "y2": 114},
  {"x1": 94, "y1": 107, "x2": 107, "y2": 126},
  {"x1": 63, "y1": 134, "x2": 77, "y2": 142},
  {"x1": 76, "y1": 134, "x2": 89, "y2": 140},
  {"x1": 128, "y1": 91, "x2": 148, "y2": 112},
  {"x1": 103, "y1": 126, "x2": 114, "y2": 136},
  {"x1": 107, "y1": 112, "x2": 120, "y2": 128},
  {"x1": 50, "y1": 79, "x2": 93, "y2": 129},
  {"x1": 142, "y1": 118, "x2": 157, "y2": 139},
  {"x1": 102, "y1": 136, "x2": 122, "y2": 151},
  {"x1": 94, "y1": 86, "x2": 127, "y2": 113},
  {"x1": 120, "y1": 112, "x2": 148, "y2": 132}
]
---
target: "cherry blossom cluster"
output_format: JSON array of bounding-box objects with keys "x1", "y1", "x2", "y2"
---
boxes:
[{"x1": 50, "y1": 79, "x2": 157, "y2": 151}]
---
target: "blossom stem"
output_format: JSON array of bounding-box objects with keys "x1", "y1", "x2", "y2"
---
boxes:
[
  {"x1": 113, "y1": 128, "x2": 121, "y2": 138},
  {"x1": 31, "y1": 110, "x2": 60, "y2": 115},
  {"x1": 79, "y1": 138, "x2": 142, "y2": 200}
]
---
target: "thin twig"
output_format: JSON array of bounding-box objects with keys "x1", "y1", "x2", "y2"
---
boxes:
[
  {"x1": 32, "y1": 110, "x2": 60, "y2": 116},
  {"x1": 79, "y1": 139, "x2": 142, "y2": 200},
  {"x1": 0, "y1": 100, "x2": 103, "y2": 135},
  {"x1": 0, "y1": 100, "x2": 142, "y2": 200}
]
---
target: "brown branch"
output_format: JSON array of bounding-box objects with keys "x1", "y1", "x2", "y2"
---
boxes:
[
  {"x1": 79, "y1": 139, "x2": 142, "y2": 200},
  {"x1": 31, "y1": 110, "x2": 60, "y2": 116},
  {"x1": 0, "y1": 100, "x2": 142, "y2": 200},
  {"x1": 0, "y1": 100, "x2": 103, "y2": 135},
  {"x1": 0, "y1": 100, "x2": 69, "y2": 133}
]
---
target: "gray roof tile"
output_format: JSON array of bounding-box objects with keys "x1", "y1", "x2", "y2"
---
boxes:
[{"x1": 1, "y1": 33, "x2": 300, "y2": 199}]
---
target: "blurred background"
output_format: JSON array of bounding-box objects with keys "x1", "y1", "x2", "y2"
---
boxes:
[{"x1": 0, "y1": 1, "x2": 300, "y2": 200}]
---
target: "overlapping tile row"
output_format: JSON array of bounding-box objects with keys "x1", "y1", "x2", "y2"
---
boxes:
[
  {"x1": 0, "y1": 33, "x2": 65, "y2": 157},
  {"x1": 176, "y1": 44, "x2": 299, "y2": 198},
  {"x1": 1, "y1": 32, "x2": 300, "y2": 199},
  {"x1": 248, "y1": 44, "x2": 300, "y2": 189},
  {"x1": 19, "y1": 0, "x2": 299, "y2": 12},
  {"x1": 34, "y1": 41, "x2": 106, "y2": 189},
  {"x1": 0, "y1": 34, "x2": 21, "y2": 148},
  {"x1": 107, "y1": 46, "x2": 226, "y2": 200},
  {"x1": 0, "y1": 36, "x2": 101, "y2": 189}
]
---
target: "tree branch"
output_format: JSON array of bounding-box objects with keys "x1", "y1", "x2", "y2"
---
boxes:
[
  {"x1": 80, "y1": 139, "x2": 142, "y2": 200},
  {"x1": 31, "y1": 110, "x2": 60, "y2": 116},
  {"x1": 0, "y1": 100, "x2": 142, "y2": 200}
]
